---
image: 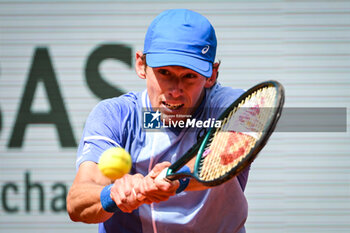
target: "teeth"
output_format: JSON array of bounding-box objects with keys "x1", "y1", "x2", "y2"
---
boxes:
[{"x1": 163, "y1": 102, "x2": 183, "y2": 110}]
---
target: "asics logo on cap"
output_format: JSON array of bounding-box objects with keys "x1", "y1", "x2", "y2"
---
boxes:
[{"x1": 202, "y1": 45, "x2": 210, "y2": 54}]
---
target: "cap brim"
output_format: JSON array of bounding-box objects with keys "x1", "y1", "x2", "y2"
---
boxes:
[{"x1": 146, "y1": 53, "x2": 212, "y2": 78}]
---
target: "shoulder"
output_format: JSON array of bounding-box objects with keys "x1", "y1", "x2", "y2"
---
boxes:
[
  {"x1": 81, "y1": 91, "x2": 144, "y2": 147},
  {"x1": 95, "y1": 91, "x2": 141, "y2": 111},
  {"x1": 84, "y1": 91, "x2": 143, "y2": 137},
  {"x1": 90, "y1": 92, "x2": 142, "y2": 119},
  {"x1": 206, "y1": 82, "x2": 245, "y2": 108}
]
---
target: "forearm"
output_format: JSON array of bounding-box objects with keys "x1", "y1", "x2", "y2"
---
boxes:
[
  {"x1": 67, "y1": 181, "x2": 113, "y2": 223},
  {"x1": 67, "y1": 161, "x2": 114, "y2": 223},
  {"x1": 184, "y1": 179, "x2": 210, "y2": 192}
]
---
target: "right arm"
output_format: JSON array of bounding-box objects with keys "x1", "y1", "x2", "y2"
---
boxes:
[
  {"x1": 67, "y1": 100, "x2": 162, "y2": 222},
  {"x1": 67, "y1": 161, "x2": 114, "y2": 223},
  {"x1": 67, "y1": 161, "x2": 147, "y2": 223},
  {"x1": 67, "y1": 161, "x2": 178, "y2": 223}
]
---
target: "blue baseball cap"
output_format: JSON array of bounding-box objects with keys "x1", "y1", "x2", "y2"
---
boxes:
[{"x1": 143, "y1": 9, "x2": 217, "y2": 78}]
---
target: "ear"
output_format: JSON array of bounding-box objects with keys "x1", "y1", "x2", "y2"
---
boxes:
[
  {"x1": 135, "y1": 51, "x2": 147, "y2": 79},
  {"x1": 204, "y1": 62, "x2": 220, "y2": 88}
]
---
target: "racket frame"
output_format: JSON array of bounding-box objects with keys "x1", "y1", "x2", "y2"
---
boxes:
[{"x1": 165, "y1": 80, "x2": 285, "y2": 186}]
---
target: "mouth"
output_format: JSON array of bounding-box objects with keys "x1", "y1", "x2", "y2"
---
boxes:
[{"x1": 161, "y1": 101, "x2": 184, "y2": 110}]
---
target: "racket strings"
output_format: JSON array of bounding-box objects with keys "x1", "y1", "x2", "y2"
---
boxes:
[
  {"x1": 198, "y1": 107, "x2": 237, "y2": 177},
  {"x1": 199, "y1": 86, "x2": 277, "y2": 181}
]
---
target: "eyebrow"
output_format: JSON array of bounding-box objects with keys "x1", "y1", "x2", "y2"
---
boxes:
[{"x1": 156, "y1": 66, "x2": 197, "y2": 74}]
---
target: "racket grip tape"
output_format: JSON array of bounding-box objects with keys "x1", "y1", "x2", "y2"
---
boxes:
[{"x1": 100, "y1": 184, "x2": 121, "y2": 213}]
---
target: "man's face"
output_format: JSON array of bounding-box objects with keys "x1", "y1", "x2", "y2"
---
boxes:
[{"x1": 144, "y1": 65, "x2": 210, "y2": 121}]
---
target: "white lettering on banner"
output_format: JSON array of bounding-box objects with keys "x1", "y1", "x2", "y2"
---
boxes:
[{"x1": 162, "y1": 118, "x2": 222, "y2": 129}]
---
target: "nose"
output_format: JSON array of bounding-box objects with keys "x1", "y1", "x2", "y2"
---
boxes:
[{"x1": 168, "y1": 78, "x2": 183, "y2": 98}]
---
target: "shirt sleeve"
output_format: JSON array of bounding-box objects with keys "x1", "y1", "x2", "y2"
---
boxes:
[
  {"x1": 209, "y1": 83, "x2": 245, "y2": 110},
  {"x1": 75, "y1": 99, "x2": 125, "y2": 170}
]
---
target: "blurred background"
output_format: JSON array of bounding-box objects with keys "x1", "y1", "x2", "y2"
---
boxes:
[{"x1": 0, "y1": 0, "x2": 349, "y2": 232}]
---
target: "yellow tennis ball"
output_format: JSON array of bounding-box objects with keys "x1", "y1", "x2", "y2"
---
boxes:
[{"x1": 98, "y1": 147, "x2": 132, "y2": 180}]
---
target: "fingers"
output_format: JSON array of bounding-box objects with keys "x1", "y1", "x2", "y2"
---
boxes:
[
  {"x1": 135, "y1": 162, "x2": 180, "y2": 203},
  {"x1": 109, "y1": 162, "x2": 181, "y2": 213},
  {"x1": 150, "y1": 163, "x2": 180, "y2": 193},
  {"x1": 138, "y1": 178, "x2": 173, "y2": 203},
  {"x1": 155, "y1": 176, "x2": 180, "y2": 192},
  {"x1": 148, "y1": 161, "x2": 171, "y2": 179},
  {"x1": 148, "y1": 161, "x2": 179, "y2": 192},
  {"x1": 110, "y1": 174, "x2": 145, "y2": 213},
  {"x1": 137, "y1": 176, "x2": 157, "y2": 197}
]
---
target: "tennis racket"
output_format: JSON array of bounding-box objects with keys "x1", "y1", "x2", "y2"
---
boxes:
[{"x1": 158, "y1": 80, "x2": 285, "y2": 186}]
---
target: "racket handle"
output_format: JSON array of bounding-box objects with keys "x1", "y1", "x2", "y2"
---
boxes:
[
  {"x1": 157, "y1": 168, "x2": 169, "y2": 180},
  {"x1": 156, "y1": 165, "x2": 191, "y2": 181},
  {"x1": 155, "y1": 166, "x2": 191, "y2": 194},
  {"x1": 165, "y1": 165, "x2": 191, "y2": 181}
]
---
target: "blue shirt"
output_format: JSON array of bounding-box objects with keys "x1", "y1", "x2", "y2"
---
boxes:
[{"x1": 76, "y1": 83, "x2": 249, "y2": 233}]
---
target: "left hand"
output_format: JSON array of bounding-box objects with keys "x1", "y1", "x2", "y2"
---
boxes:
[
  {"x1": 135, "y1": 162, "x2": 179, "y2": 203},
  {"x1": 110, "y1": 173, "x2": 146, "y2": 213}
]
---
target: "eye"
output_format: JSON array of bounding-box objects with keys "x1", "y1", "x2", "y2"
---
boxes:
[
  {"x1": 183, "y1": 73, "x2": 198, "y2": 79},
  {"x1": 157, "y1": 69, "x2": 171, "y2": 76}
]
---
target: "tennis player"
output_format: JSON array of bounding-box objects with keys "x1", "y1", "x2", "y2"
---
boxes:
[{"x1": 67, "y1": 9, "x2": 250, "y2": 233}]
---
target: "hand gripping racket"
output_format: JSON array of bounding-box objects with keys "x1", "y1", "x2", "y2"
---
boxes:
[{"x1": 158, "y1": 80, "x2": 285, "y2": 186}]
